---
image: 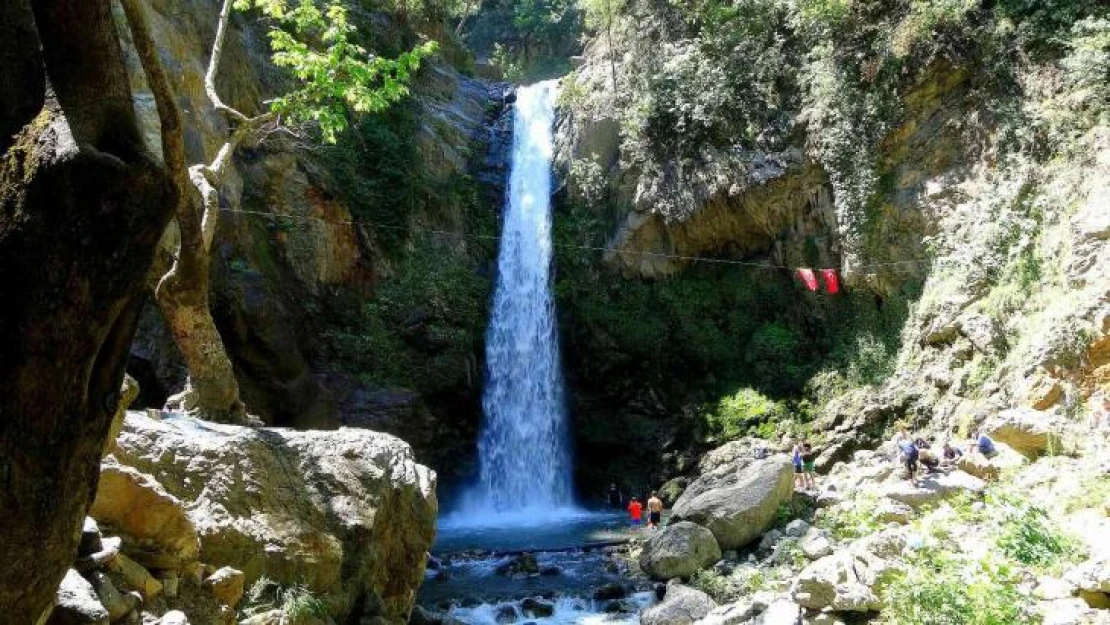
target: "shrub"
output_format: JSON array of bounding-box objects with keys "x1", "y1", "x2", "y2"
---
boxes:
[
  {"x1": 690, "y1": 568, "x2": 740, "y2": 603},
  {"x1": 883, "y1": 551, "x2": 1033, "y2": 625},
  {"x1": 992, "y1": 494, "x2": 1074, "y2": 567},
  {"x1": 705, "y1": 388, "x2": 786, "y2": 441}
]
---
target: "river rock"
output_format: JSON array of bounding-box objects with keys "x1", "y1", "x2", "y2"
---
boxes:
[
  {"x1": 496, "y1": 553, "x2": 539, "y2": 577},
  {"x1": 108, "y1": 413, "x2": 437, "y2": 623},
  {"x1": 671, "y1": 456, "x2": 794, "y2": 550},
  {"x1": 494, "y1": 604, "x2": 518, "y2": 624},
  {"x1": 521, "y1": 597, "x2": 555, "y2": 617},
  {"x1": 47, "y1": 569, "x2": 110, "y2": 625},
  {"x1": 90, "y1": 457, "x2": 199, "y2": 570},
  {"x1": 639, "y1": 521, "x2": 722, "y2": 580},
  {"x1": 594, "y1": 582, "x2": 629, "y2": 600},
  {"x1": 640, "y1": 584, "x2": 717, "y2": 625}
]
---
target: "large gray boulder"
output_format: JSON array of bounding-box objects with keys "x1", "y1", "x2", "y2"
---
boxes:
[
  {"x1": 983, "y1": 408, "x2": 1059, "y2": 458},
  {"x1": 46, "y1": 569, "x2": 109, "y2": 625},
  {"x1": 107, "y1": 413, "x2": 437, "y2": 624},
  {"x1": 671, "y1": 456, "x2": 794, "y2": 550},
  {"x1": 640, "y1": 584, "x2": 717, "y2": 625},
  {"x1": 639, "y1": 522, "x2": 722, "y2": 580}
]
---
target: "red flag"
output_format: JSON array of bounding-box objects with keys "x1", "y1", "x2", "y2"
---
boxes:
[
  {"x1": 820, "y1": 269, "x2": 840, "y2": 294},
  {"x1": 796, "y1": 268, "x2": 818, "y2": 291}
]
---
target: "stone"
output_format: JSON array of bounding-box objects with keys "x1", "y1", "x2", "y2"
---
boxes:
[
  {"x1": 956, "y1": 442, "x2": 1027, "y2": 479},
  {"x1": 1034, "y1": 576, "x2": 1078, "y2": 600},
  {"x1": 410, "y1": 606, "x2": 465, "y2": 625},
  {"x1": 882, "y1": 471, "x2": 986, "y2": 508},
  {"x1": 75, "y1": 537, "x2": 121, "y2": 575},
  {"x1": 784, "y1": 519, "x2": 810, "y2": 538},
  {"x1": 108, "y1": 413, "x2": 436, "y2": 623},
  {"x1": 203, "y1": 566, "x2": 245, "y2": 608},
  {"x1": 79, "y1": 518, "x2": 103, "y2": 557},
  {"x1": 494, "y1": 604, "x2": 518, "y2": 624},
  {"x1": 108, "y1": 553, "x2": 163, "y2": 601},
  {"x1": 754, "y1": 599, "x2": 802, "y2": 625},
  {"x1": 540, "y1": 566, "x2": 561, "y2": 576},
  {"x1": 1039, "y1": 598, "x2": 1098, "y2": 625},
  {"x1": 1065, "y1": 557, "x2": 1110, "y2": 594},
  {"x1": 671, "y1": 456, "x2": 795, "y2": 550},
  {"x1": 496, "y1": 553, "x2": 539, "y2": 577},
  {"x1": 640, "y1": 584, "x2": 717, "y2": 625},
  {"x1": 158, "y1": 611, "x2": 190, "y2": 625},
  {"x1": 89, "y1": 571, "x2": 138, "y2": 622},
  {"x1": 593, "y1": 582, "x2": 628, "y2": 601},
  {"x1": 799, "y1": 530, "x2": 834, "y2": 560},
  {"x1": 46, "y1": 569, "x2": 109, "y2": 625},
  {"x1": 983, "y1": 408, "x2": 1059, "y2": 458},
  {"x1": 638, "y1": 521, "x2": 722, "y2": 580},
  {"x1": 874, "y1": 499, "x2": 915, "y2": 524},
  {"x1": 790, "y1": 531, "x2": 904, "y2": 615},
  {"x1": 699, "y1": 596, "x2": 765, "y2": 624},
  {"x1": 520, "y1": 597, "x2": 555, "y2": 617},
  {"x1": 758, "y1": 529, "x2": 784, "y2": 555},
  {"x1": 957, "y1": 313, "x2": 1006, "y2": 354},
  {"x1": 90, "y1": 457, "x2": 199, "y2": 570}
]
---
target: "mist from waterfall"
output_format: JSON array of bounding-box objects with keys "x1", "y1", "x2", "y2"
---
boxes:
[{"x1": 447, "y1": 80, "x2": 580, "y2": 527}]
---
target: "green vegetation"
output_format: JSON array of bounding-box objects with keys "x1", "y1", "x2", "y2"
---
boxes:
[
  {"x1": 463, "y1": 0, "x2": 582, "y2": 81},
  {"x1": 241, "y1": 578, "x2": 331, "y2": 623},
  {"x1": 993, "y1": 493, "x2": 1075, "y2": 567},
  {"x1": 884, "y1": 550, "x2": 1033, "y2": 625},
  {"x1": 324, "y1": 237, "x2": 490, "y2": 394}
]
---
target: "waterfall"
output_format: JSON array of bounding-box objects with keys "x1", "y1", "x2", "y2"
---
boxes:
[{"x1": 462, "y1": 80, "x2": 574, "y2": 522}]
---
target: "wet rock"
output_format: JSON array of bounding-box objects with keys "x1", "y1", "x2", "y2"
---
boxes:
[
  {"x1": 410, "y1": 605, "x2": 465, "y2": 625},
  {"x1": 520, "y1": 597, "x2": 555, "y2": 618},
  {"x1": 639, "y1": 521, "x2": 722, "y2": 580},
  {"x1": 604, "y1": 599, "x2": 636, "y2": 613},
  {"x1": 496, "y1": 553, "x2": 539, "y2": 577},
  {"x1": 671, "y1": 456, "x2": 795, "y2": 550},
  {"x1": 494, "y1": 604, "x2": 519, "y2": 624},
  {"x1": 640, "y1": 584, "x2": 716, "y2": 625},
  {"x1": 540, "y1": 566, "x2": 561, "y2": 576},
  {"x1": 594, "y1": 582, "x2": 628, "y2": 600},
  {"x1": 47, "y1": 569, "x2": 109, "y2": 625}
]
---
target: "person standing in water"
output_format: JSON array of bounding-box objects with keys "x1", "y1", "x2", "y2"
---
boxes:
[
  {"x1": 647, "y1": 491, "x2": 664, "y2": 529},
  {"x1": 607, "y1": 483, "x2": 622, "y2": 509},
  {"x1": 627, "y1": 497, "x2": 643, "y2": 528}
]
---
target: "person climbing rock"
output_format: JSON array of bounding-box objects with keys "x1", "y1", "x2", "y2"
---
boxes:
[
  {"x1": 899, "y1": 436, "x2": 919, "y2": 483},
  {"x1": 627, "y1": 497, "x2": 643, "y2": 528},
  {"x1": 607, "y1": 483, "x2": 622, "y2": 509},
  {"x1": 647, "y1": 491, "x2": 663, "y2": 529},
  {"x1": 792, "y1": 439, "x2": 805, "y2": 490},
  {"x1": 801, "y1": 441, "x2": 818, "y2": 490}
]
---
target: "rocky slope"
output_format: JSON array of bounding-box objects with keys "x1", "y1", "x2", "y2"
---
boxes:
[
  {"x1": 550, "y1": 0, "x2": 1109, "y2": 496},
  {"x1": 117, "y1": 0, "x2": 511, "y2": 479}
]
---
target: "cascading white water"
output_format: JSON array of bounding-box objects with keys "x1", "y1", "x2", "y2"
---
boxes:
[{"x1": 462, "y1": 80, "x2": 574, "y2": 521}]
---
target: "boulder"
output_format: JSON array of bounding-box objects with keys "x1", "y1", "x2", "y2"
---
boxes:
[
  {"x1": 783, "y1": 520, "x2": 809, "y2": 538},
  {"x1": 521, "y1": 597, "x2": 555, "y2": 618},
  {"x1": 671, "y1": 457, "x2": 795, "y2": 550},
  {"x1": 791, "y1": 531, "x2": 904, "y2": 613},
  {"x1": 594, "y1": 582, "x2": 628, "y2": 600},
  {"x1": 640, "y1": 584, "x2": 717, "y2": 625},
  {"x1": 882, "y1": 471, "x2": 986, "y2": 508},
  {"x1": 639, "y1": 522, "x2": 722, "y2": 580},
  {"x1": 75, "y1": 537, "x2": 121, "y2": 575},
  {"x1": 158, "y1": 611, "x2": 189, "y2": 625},
  {"x1": 108, "y1": 553, "x2": 163, "y2": 600},
  {"x1": 799, "y1": 530, "x2": 834, "y2": 560},
  {"x1": 203, "y1": 566, "x2": 245, "y2": 608},
  {"x1": 754, "y1": 599, "x2": 802, "y2": 624},
  {"x1": 47, "y1": 569, "x2": 109, "y2": 625},
  {"x1": 1065, "y1": 557, "x2": 1110, "y2": 594},
  {"x1": 109, "y1": 413, "x2": 437, "y2": 623},
  {"x1": 956, "y1": 442, "x2": 1027, "y2": 479},
  {"x1": 698, "y1": 592, "x2": 772, "y2": 624},
  {"x1": 89, "y1": 572, "x2": 138, "y2": 622},
  {"x1": 983, "y1": 408, "x2": 1059, "y2": 458},
  {"x1": 79, "y1": 518, "x2": 103, "y2": 557},
  {"x1": 874, "y1": 499, "x2": 915, "y2": 525},
  {"x1": 90, "y1": 457, "x2": 199, "y2": 570},
  {"x1": 496, "y1": 553, "x2": 539, "y2": 578}
]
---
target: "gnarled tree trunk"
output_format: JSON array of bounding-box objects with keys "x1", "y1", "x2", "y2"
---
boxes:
[{"x1": 0, "y1": 0, "x2": 175, "y2": 619}]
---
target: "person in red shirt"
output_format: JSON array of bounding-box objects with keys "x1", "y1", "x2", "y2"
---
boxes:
[{"x1": 627, "y1": 497, "x2": 643, "y2": 528}]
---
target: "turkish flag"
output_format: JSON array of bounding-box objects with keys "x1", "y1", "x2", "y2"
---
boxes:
[
  {"x1": 821, "y1": 269, "x2": 840, "y2": 294},
  {"x1": 796, "y1": 268, "x2": 818, "y2": 291}
]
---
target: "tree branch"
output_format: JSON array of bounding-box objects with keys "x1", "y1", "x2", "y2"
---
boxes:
[{"x1": 205, "y1": 0, "x2": 249, "y2": 124}]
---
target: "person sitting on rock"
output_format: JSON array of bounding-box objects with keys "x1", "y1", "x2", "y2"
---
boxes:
[
  {"x1": 969, "y1": 431, "x2": 997, "y2": 458},
  {"x1": 942, "y1": 440, "x2": 963, "y2": 465},
  {"x1": 915, "y1": 439, "x2": 940, "y2": 473}
]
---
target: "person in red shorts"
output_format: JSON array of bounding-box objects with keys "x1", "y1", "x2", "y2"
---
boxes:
[{"x1": 627, "y1": 496, "x2": 643, "y2": 528}]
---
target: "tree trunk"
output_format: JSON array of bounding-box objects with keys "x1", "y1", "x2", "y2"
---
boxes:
[
  {"x1": 151, "y1": 0, "x2": 248, "y2": 423},
  {"x1": 0, "y1": 0, "x2": 175, "y2": 619}
]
